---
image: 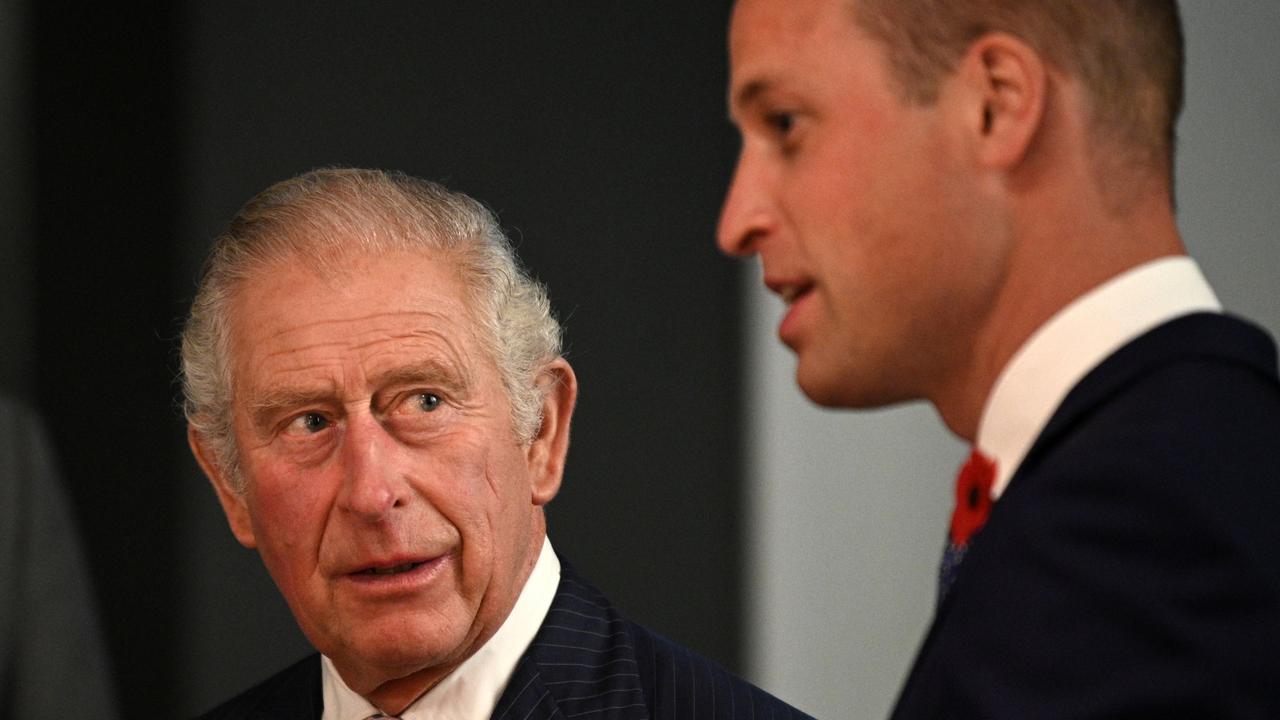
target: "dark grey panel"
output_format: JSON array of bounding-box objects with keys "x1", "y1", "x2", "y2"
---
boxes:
[
  {"x1": 0, "y1": 0, "x2": 31, "y2": 395},
  {"x1": 16, "y1": 4, "x2": 742, "y2": 714}
]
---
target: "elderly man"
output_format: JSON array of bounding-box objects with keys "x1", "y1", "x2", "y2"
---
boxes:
[
  {"x1": 184, "y1": 168, "x2": 810, "y2": 719},
  {"x1": 719, "y1": 0, "x2": 1280, "y2": 717}
]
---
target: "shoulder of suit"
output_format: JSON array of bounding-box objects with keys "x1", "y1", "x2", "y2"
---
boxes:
[{"x1": 537, "y1": 565, "x2": 816, "y2": 719}]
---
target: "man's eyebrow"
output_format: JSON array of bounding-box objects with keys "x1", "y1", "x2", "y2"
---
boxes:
[
  {"x1": 244, "y1": 359, "x2": 474, "y2": 428},
  {"x1": 369, "y1": 359, "x2": 472, "y2": 398},
  {"x1": 248, "y1": 386, "x2": 338, "y2": 430},
  {"x1": 730, "y1": 77, "x2": 771, "y2": 117}
]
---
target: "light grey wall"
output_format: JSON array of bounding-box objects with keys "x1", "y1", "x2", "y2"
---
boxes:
[
  {"x1": 0, "y1": 0, "x2": 31, "y2": 396},
  {"x1": 743, "y1": 5, "x2": 1280, "y2": 718},
  {"x1": 1177, "y1": 2, "x2": 1280, "y2": 323},
  {"x1": 743, "y1": 296, "x2": 960, "y2": 718}
]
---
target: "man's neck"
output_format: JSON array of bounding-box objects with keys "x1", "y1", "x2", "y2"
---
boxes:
[{"x1": 930, "y1": 185, "x2": 1186, "y2": 442}]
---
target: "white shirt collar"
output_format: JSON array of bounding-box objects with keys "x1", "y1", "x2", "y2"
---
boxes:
[
  {"x1": 321, "y1": 536, "x2": 561, "y2": 720},
  {"x1": 976, "y1": 256, "x2": 1221, "y2": 500}
]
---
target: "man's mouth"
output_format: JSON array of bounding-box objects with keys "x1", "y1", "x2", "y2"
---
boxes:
[
  {"x1": 357, "y1": 561, "x2": 424, "y2": 576},
  {"x1": 340, "y1": 552, "x2": 454, "y2": 593},
  {"x1": 766, "y1": 276, "x2": 814, "y2": 306},
  {"x1": 772, "y1": 280, "x2": 816, "y2": 346},
  {"x1": 779, "y1": 284, "x2": 811, "y2": 304}
]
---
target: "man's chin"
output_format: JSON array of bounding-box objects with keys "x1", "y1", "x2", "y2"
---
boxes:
[
  {"x1": 796, "y1": 358, "x2": 904, "y2": 410},
  {"x1": 795, "y1": 356, "x2": 854, "y2": 408},
  {"x1": 326, "y1": 621, "x2": 474, "y2": 689}
]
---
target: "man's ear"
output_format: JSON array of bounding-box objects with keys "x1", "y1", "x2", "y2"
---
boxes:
[
  {"x1": 525, "y1": 357, "x2": 577, "y2": 507},
  {"x1": 952, "y1": 31, "x2": 1047, "y2": 170},
  {"x1": 188, "y1": 425, "x2": 257, "y2": 549}
]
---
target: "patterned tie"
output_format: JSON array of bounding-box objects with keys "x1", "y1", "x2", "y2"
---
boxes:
[{"x1": 938, "y1": 448, "x2": 997, "y2": 604}]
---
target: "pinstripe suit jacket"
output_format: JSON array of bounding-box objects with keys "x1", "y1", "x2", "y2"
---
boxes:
[{"x1": 198, "y1": 564, "x2": 812, "y2": 719}]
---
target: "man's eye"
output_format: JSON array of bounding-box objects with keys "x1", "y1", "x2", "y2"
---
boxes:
[
  {"x1": 413, "y1": 393, "x2": 442, "y2": 413},
  {"x1": 287, "y1": 412, "x2": 330, "y2": 434},
  {"x1": 766, "y1": 111, "x2": 795, "y2": 135}
]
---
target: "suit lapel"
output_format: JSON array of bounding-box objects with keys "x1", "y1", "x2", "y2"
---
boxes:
[
  {"x1": 490, "y1": 654, "x2": 563, "y2": 720},
  {"x1": 491, "y1": 566, "x2": 649, "y2": 720},
  {"x1": 1017, "y1": 313, "x2": 1277, "y2": 487}
]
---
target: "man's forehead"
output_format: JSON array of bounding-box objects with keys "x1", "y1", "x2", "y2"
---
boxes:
[
  {"x1": 232, "y1": 245, "x2": 470, "y2": 324},
  {"x1": 237, "y1": 316, "x2": 475, "y2": 385},
  {"x1": 727, "y1": 0, "x2": 856, "y2": 106},
  {"x1": 226, "y1": 248, "x2": 486, "y2": 392},
  {"x1": 729, "y1": 0, "x2": 838, "y2": 54}
]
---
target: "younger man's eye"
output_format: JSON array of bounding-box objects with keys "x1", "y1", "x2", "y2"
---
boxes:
[{"x1": 767, "y1": 111, "x2": 795, "y2": 135}]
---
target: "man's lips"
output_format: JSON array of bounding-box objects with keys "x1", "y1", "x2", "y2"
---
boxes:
[
  {"x1": 769, "y1": 280, "x2": 815, "y2": 346},
  {"x1": 778, "y1": 284, "x2": 811, "y2": 305},
  {"x1": 355, "y1": 561, "x2": 425, "y2": 576},
  {"x1": 341, "y1": 552, "x2": 446, "y2": 577},
  {"x1": 765, "y1": 277, "x2": 813, "y2": 306},
  {"x1": 338, "y1": 553, "x2": 453, "y2": 596}
]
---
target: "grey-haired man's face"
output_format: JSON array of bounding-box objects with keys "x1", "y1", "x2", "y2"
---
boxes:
[{"x1": 191, "y1": 248, "x2": 563, "y2": 695}]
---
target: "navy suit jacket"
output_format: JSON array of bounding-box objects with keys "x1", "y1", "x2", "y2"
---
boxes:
[
  {"x1": 199, "y1": 563, "x2": 812, "y2": 719},
  {"x1": 891, "y1": 314, "x2": 1280, "y2": 718}
]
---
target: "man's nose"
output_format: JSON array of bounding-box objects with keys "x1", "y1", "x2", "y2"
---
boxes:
[
  {"x1": 337, "y1": 412, "x2": 409, "y2": 521},
  {"x1": 717, "y1": 149, "x2": 775, "y2": 257}
]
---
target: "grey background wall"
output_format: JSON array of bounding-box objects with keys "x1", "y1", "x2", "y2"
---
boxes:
[{"x1": 743, "y1": 4, "x2": 1280, "y2": 718}]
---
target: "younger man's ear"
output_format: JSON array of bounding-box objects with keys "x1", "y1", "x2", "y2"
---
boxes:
[
  {"x1": 526, "y1": 357, "x2": 578, "y2": 507},
  {"x1": 188, "y1": 425, "x2": 257, "y2": 549},
  {"x1": 954, "y1": 31, "x2": 1048, "y2": 169}
]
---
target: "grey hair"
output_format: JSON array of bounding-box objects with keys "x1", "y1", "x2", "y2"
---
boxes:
[{"x1": 181, "y1": 168, "x2": 563, "y2": 490}]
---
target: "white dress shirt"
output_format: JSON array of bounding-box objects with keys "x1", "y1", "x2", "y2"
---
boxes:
[
  {"x1": 321, "y1": 536, "x2": 561, "y2": 720},
  {"x1": 975, "y1": 256, "x2": 1221, "y2": 500}
]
